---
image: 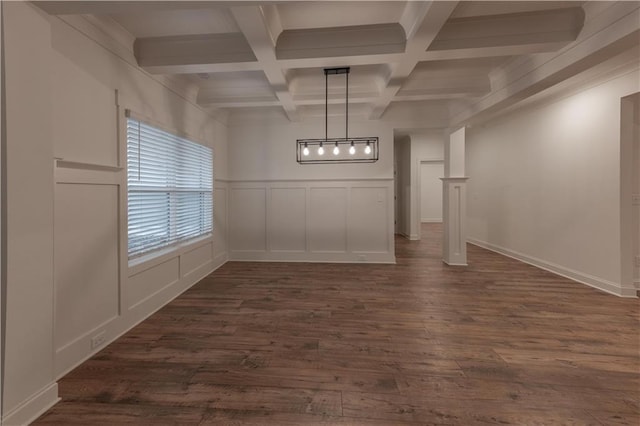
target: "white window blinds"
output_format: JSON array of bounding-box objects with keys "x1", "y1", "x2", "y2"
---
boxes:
[{"x1": 127, "y1": 117, "x2": 213, "y2": 258}]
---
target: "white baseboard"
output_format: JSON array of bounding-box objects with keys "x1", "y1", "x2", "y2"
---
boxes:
[
  {"x1": 421, "y1": 219, "x2": 442, "y2": 223},
  {"x1": 229, "y1": 250, "x2": 396, "y2": 264},
  {"x1": 396, "y1": 232, "x2": 419, "y2": 241},
  {"x1": 3, "y1": 383, "x2": 59, "y2": 426},
  {"x1": 443, "y1": 260, "x2": 468, "y2": 266},
  {"x1": 468, "y1": 238, "x2": 637, "y2": 298}
]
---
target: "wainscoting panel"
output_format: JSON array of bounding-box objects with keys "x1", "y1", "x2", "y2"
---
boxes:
[
  {"x1": 270, "y1": 188, "x2": 306, "y2": 252},
  {"x1": 229, "y1": 187, "x2": 267, "y2": 252},
  {"x1": 349, "y1": 187, "x2": 388, "y2": 253},
  {"x1": 309, "y1": 187, "x2": 348, "y2": 253},
  {"x1": 54, "y1": 183, "x2": 119, "y2": 351},
  {"x1": 128, "y1": 257, "x2": 180, "y2": 310},
  {"x1": 228, "y1": 180, "x2": 395, "y2": 263},
  {"x1": 213, "y1": 186, "x2": 228, "y2": 263},
  {"x1": 181, "y1": 242, "x2": 214, "y2": 280},
  {"x1": 52, "y1": 57, "x2": 118, "y2": 167}
]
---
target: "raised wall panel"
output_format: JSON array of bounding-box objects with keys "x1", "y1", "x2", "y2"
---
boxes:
[
  {"x1": 213, "y1": 187, "x2": 227, "y2": 258},
  {"x1": 349, "y1": 187, "x2": 388, "y2": 253},
  {"x1": 270, "y1": 188, "x2": 306, "y2": 252},
  {"x1": 52, "y1": 54, "x2": 118, "y2": 166},
  {"x1": 230, "y1": 187, "x2": 267, "y2": 251},
  {"x1": 309, "y1": 187, "x2": 347, "y2": 253},
  {"x1": 128, "y1": 257, "x2": 180, "y2": 309},
  {"x1": 54, "y1": 183, "x2": 119, "y2": 350},
  {"x1": 181, "y1": 242, "x2": 213, "y2": 279}
]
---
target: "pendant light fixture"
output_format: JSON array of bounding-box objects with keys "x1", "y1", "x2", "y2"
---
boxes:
[{"x1": 297, "y1": 67, "x2": 378, "y2": 164}]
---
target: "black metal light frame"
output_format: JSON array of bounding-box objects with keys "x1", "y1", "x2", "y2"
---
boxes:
[
  {"x1": 297, "y1": 67, "x2": 379, "y2": 164},
  {"x1": 296, "y1": 137, "x2": 379, "y2": 164}
]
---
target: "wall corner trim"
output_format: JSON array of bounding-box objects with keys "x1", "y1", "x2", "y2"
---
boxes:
[{"x1": 2, "y1": 382, "x2": 59, "y2": 426}]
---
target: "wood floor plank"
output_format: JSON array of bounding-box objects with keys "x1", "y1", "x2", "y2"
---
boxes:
[
  {"x1": 192, "y1": 365, "x2": 400, "y2": 394},
  {"x1": 34, "y1": 402, "x2": 207, "y2": 425},
  {"x1": 33, "y1": 224, "x2": 639, "y2": 425},
  {"x1": 342, "y1": 391, "x2": 604, "y2": 425}
]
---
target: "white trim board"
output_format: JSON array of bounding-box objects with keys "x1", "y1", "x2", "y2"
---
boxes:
[
  {"x1": 229, "y1": 251, "x2": 396, "y2": 264},
  {"x1": 468, "y1": 238, "x2": 637, "y2": 298},
  {"x1": 2, "y1": 383, "x2": 58, "y2": 426}
]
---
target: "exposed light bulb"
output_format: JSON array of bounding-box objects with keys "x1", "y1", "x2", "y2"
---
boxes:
[
  {"x1": 364, "y1": 142, "x2": 372, "y2": 155},
  {"x1": 302, "y1": 144, "x2": 309, "y2": 156},
  {"x1": 333, "y1": 144, "x2": 340, "y2": 155},
  {"x1": 318, "y1": 144, "x2": 325, "y2": 156},
  {"x1": 349, "y1": 143, "x2": 356, "y2": 155}
]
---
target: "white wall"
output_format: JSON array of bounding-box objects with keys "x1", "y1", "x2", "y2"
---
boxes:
[
  {"x1": 467, "y1": 69, "x2": 640, "y2": 297},
  {"x1": 2, "y1": 3, "x2": 229, "y2": 424},
  {"x1": 0, "y1": 2, "x2": 5, "y2": 420},
  {"x1": 227, "y1": 115, "x2": 395, "y2": 263},
  {"x1": 634, "y1": 98, "x2": 640, "y2": 288},
  {"x1": 620, "y1": 93, "x2": 640, "y2": 292},
  {"x1": 3, "y1": 4, "x2": 57, "y2": 423}
]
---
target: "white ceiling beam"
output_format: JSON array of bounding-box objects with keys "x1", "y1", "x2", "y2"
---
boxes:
[
  {"x1": 451, "y1": 2, "x2": 640, "y2": 126},
  {"x1": 199, "y1": 92, "x2": 479, "y2": 109},
  {"x1": 418, "y1": 42, "x2": 573, "y2": 62},
  {"x1": 276, "y1": 41, "x2": 569, "y2": 70},
  {"x1": 139, "y1": 38, "x2": 569, "y2": 76},
  {"x1": 230, "y1": 5, "x2": 298, "y2": 121},
  {"x1": 33, "y1": 1, "x2": 268, "y2": 15},
  {"x1": 430, "y1": 7, "x2": 584, "y2": 51},
  {"x1": 141, "y1": 61, "x2": 263, "y2": 75},
  {"x1": 368, "y1": 1, "x2": 459, "y2": 120}
]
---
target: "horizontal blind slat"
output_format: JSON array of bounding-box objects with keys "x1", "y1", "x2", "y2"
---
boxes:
[{"x1": 127, "y1": 117, "x2": 213, "y2": 258}]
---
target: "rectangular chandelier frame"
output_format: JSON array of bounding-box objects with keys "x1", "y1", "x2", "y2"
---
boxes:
[
  {"x1": 296, "y1": 66, "x2": 380, "y2": 165},
  {"x1": 296, "y1": 137, "x2": 378, "y2": 164}
]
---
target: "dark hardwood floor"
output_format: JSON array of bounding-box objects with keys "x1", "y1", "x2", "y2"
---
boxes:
[{"x1": 34, "y1": 224, "x2": 639, "y2": 425}]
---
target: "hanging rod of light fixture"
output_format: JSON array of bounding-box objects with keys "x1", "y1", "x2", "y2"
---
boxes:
[{"x1": 297, "y1": 66, "x2": 378, "y2": 164}]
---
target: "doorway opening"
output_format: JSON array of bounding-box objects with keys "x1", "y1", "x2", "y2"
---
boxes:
[
  {"x1": 416, "y1": 159, "x2": 444, "y2": 240},
  {"x1": 393, "y1": 130, "x2": 446, "y2": 252}
]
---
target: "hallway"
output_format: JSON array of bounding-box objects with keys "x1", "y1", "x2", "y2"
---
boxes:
[{"x1": 34, "y1": 224, "x2": 639, "y2": 425}]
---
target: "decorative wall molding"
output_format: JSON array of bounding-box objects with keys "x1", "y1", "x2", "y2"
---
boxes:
[
  {"x1": 228, "y1": 179, "x2": 396, "y2": 264},
  {"x1": 226, "y1": 177, "x2": 394, "y2": 183},
  {"x1": 2, "y1": 382, "x2": 59, "y2": 426},
  {"x1": 468, "y1": 238, "x2": 637, "y2": 298}
]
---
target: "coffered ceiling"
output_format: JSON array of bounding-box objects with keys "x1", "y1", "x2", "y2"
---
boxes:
[{"x1": 34, "y1": 1, "x2": 640, "y2": 125}]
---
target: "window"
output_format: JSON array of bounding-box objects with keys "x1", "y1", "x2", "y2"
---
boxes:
[{"x1": 127, "y1": 116, "x2": 213, "y2": 258}]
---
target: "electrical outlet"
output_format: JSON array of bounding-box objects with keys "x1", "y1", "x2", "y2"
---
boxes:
[
  {"x1": 633, "y1": 195, "x2": 640, "y2": 206},
  {"x1": 358, "y1": 254, "x2": 367, "y2": 261},
  {"x1": 635, "y1": 256, "x2": 640, "y2": 268},
  {"x1": 91, "y1": 331, "x2": 106, "y2": 349}
]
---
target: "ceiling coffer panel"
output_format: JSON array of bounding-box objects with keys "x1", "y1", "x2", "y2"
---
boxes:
[
  {"x1": 429, "y1": 7, "x2": 585, "y2": 51},
  {"x1": 276, "y1": 23, "x2": 406, "y2": 60},
  {"x1": 134, "y1": 33, "x2": 256, "y2": 67}
]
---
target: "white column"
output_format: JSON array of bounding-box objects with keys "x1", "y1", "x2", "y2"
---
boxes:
[{"x1": 441, "y1": 127, "x2": 469, "y2": 266}]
